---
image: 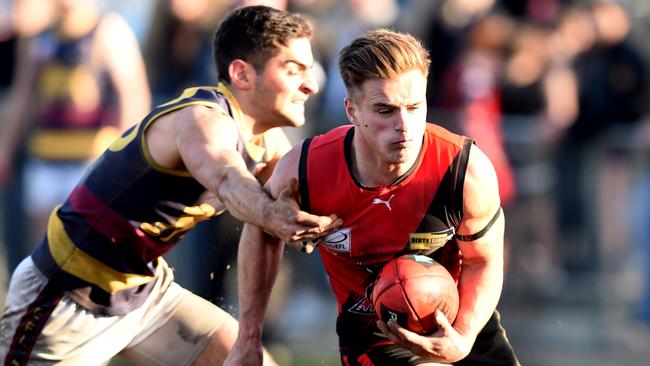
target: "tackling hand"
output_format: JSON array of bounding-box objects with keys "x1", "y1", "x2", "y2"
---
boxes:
[{"x1": 263, "y1": 178, "x2": 342, "y2": 248}]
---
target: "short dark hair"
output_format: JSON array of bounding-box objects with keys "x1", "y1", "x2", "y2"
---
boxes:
[
  {"x1": 339, "y1": 29, "x2": 431, "y2": 100},
  {"x1": 213, "y1": 5, "x2": 313, "y2": 83}
]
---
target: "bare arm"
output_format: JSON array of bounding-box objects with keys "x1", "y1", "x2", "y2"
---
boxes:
[
  {"x1": 0, "y1": 38, "x2": 39, "y2": 185},
  {"x1": 450, "y1": 144, "x2": 504, "y2": 351},
  {"x1": 223, "y1": 144, "x2": 303, "y2": 366},
  {"x1": 96, "y1": 13, "x2": 151, "y2": 131},
  {"x1": 146, "y1": 105, "x2": 337, "y2": 243},
  {"x1": 378, "y1": 144, "x2": 504, "y2": 362}
]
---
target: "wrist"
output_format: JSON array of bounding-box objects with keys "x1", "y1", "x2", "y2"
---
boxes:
[
  {"x1": 258, "y1": 196, "x2": 277, "y2": 229},
  {"x1": 237, "y1": 324, "x2": 264, "y2": 342}
]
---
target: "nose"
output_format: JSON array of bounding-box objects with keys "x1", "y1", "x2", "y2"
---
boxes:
[
  {"x1": 300, "y1": 69, "x2": 320, "y2": 95},
  {"x1": 394, "y1": 110, "x2": 410, "y2": 132}
]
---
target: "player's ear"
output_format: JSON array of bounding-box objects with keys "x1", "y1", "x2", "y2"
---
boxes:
[
  {"x1": 229, "y1": 59, "x2": 255, "y2": 90},
  {"x1": 344, "y1": 98, "x2": 361, "y2": 127}
]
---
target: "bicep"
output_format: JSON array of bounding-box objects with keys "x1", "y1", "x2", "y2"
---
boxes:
[{"x1": 173, "y1": 105, "x2": 244, "y2": 189}]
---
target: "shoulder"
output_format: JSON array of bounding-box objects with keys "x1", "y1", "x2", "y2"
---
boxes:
[
  {"x1": 152, "y1": 102, "x2": 236, "y2": 145},
  {"x1": 155, "y1": 87, "x2": 232, "y2": 124},
  {"x1": 311, "y1": 125, "x2": 352, "y2": 148},
  {"x1": 96, "y1": 12, "x2": 132, "y2": 36},
  {"x1": 265, "y1": 141, "x2": 304, "y2": 197},
  {"x1": 262, "y1": 127, "x2": 291, "y2": 158},
  {"x1": 173, "y1": 103, "x2": 234, "y2": 133},
  {"x1": 425, "y1": 122, "x2": 466, "y2": 148},
  {"x1": 95, "y1": 12, "x2": 139, "y2": 55}
]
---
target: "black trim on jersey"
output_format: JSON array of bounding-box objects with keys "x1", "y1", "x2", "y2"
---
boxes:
[
  {"x1": 343, "y1": 128, "x2": 357, "y2": 186},
  {"x1": 450, "y1": 138, "x2": 474, "y2": 226},
  {"x1": 298, "y1": 138, "x2": 313, "y2": 211},
  {"x1": 455, "y1": 207, "x2": 503, "y2": 242},
  {"x1": 406, "y1": 137, "x2": 475, "y2": 259}
]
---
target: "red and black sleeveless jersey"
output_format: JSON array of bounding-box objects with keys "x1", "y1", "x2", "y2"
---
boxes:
[
  {"x1": 299, "y1": 123, "x2": 472, "y2": 348},
  {"x1": 31, "y1": 84, "x2": 265, "y2": 315}
]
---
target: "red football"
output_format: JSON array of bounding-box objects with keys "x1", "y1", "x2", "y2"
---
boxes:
[{"x1": 372, "y1": 254, "x2": 459, "y2": 335}]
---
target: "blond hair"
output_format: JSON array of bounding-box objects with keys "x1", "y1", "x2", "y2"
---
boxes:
[{"x1": 338, "y1": 28, "x2": 430, "y2": 99}]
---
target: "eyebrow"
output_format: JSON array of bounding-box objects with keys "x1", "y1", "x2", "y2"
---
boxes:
[
  {"x1": 285, "y1": 59, "x2": 312, "y2": 70},
  {"x1": 373, "y1": 102, "x2": 396, "y2": 109},
  {"x1": 372, "y1": 100, "x2": 424, "y2": 109}
]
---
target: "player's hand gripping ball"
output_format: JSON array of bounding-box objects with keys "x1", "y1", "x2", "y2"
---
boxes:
[{"x1": 371, "y1": 254, "x2": 459, "y2": 334}]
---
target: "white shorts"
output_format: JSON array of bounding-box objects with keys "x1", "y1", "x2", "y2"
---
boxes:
[
  {"x1": 22, "y1": 159, "x2": 87, "y2": 217},
  {"x1": 0, "y1": 257, "x2": 232, "y2": 365}
]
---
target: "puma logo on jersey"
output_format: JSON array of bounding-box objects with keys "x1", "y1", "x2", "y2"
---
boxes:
[{"x1": 372, "y1": 194, "x2": 395, "y2": 211}]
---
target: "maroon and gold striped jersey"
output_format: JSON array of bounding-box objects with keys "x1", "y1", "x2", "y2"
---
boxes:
[{"x1": 31, "y1": 84, "x2": 264, "y2": 315}]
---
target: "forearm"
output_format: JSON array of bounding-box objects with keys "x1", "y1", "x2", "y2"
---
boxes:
[
  {"x1": 0, "y1": 86, "x2": 33, "y2": 160},
  {"x1": 454, "y1": 257, "x2": 503, "y2": 339},
  {"x1": 0, "y1": 109, "x2": 23, "y2": 160},
  {"x1": 215, "y1": 167, "x2": 273, "y2": 229},
  {"x1": 236, "y1": 223, "x2": 285, "y2": 340}
]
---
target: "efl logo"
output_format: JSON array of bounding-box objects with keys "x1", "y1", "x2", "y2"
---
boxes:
[{"x1": 321, "y1": 228, "x2": 351, "y2": 252}]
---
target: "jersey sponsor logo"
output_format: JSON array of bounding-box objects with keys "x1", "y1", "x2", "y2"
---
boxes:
[
  {"x1": 138, "y1": 203, "x2": 217, "y2": 242},
  {"x1": 347, "y1": 295, "x2": 375, "y2": 315},
  {"x1": 371, "y1": 194, "x2": 395, "y2": 211},
  {"x1": 321, "y1": 227, "x2": 351, "y2": 252},
  {"x1": 408, "y1": 228, "x2": 455, "y2": 253}
]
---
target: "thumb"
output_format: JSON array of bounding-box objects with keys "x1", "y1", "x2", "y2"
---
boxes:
[{"x1": 435, "y1": 310, "x2": 453, "y2": 334}]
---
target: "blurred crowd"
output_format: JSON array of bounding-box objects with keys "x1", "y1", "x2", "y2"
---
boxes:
[{"x1": 2, "y1": 0, "x2": 650, "y2": 363}]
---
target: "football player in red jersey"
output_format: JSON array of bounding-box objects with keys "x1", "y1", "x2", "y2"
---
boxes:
[{"x1": 227, "y1": 29, "x2": 520, "y2": 366}]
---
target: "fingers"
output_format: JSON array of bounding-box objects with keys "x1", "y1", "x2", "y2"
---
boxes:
[
  {"x1": 434, "y1": 310, "x2": 454, "y2": 334},
  {"x1": 376, "y1": 320, "x2": 399, "y2": 342},
  {"x1": 285, "y1": 239, "x2": 319, "y2": 254},
  {"x1": 300, "y1": 240, "x2": 318, "y2": 254},
  {"x1": 387, "y1": 319, "x2": 421, "y2": 344},
  {"x1": 376, "y1": 319, "x2": 409, "y2": 345},
  {"x1": 296, "y1": 211, "x2": 341, "y2": 228},
  {"x1": 284, "y1": 213, "x2": 341, "y2": 244},
  {"x1": 272, "y1": 182, "x2": 343, "y2": 243}
]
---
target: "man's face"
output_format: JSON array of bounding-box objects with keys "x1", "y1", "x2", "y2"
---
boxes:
[
  {"x1": 346, "y1": 69, "x2": 428, "y2": 166},
  {"x1": 250, "y1": 37, "x2": 318, "y2": 128}
]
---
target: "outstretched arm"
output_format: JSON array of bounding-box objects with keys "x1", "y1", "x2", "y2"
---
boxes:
[
  {"x1": 378, "y1": 144, "x2": 504, "y2": 363},
  {"x1": 146, "y1": 105, "x2": 339, "y2": 243},
  {"x1": 224, "y1": 144, "x2": 304, "y2": 366}
]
